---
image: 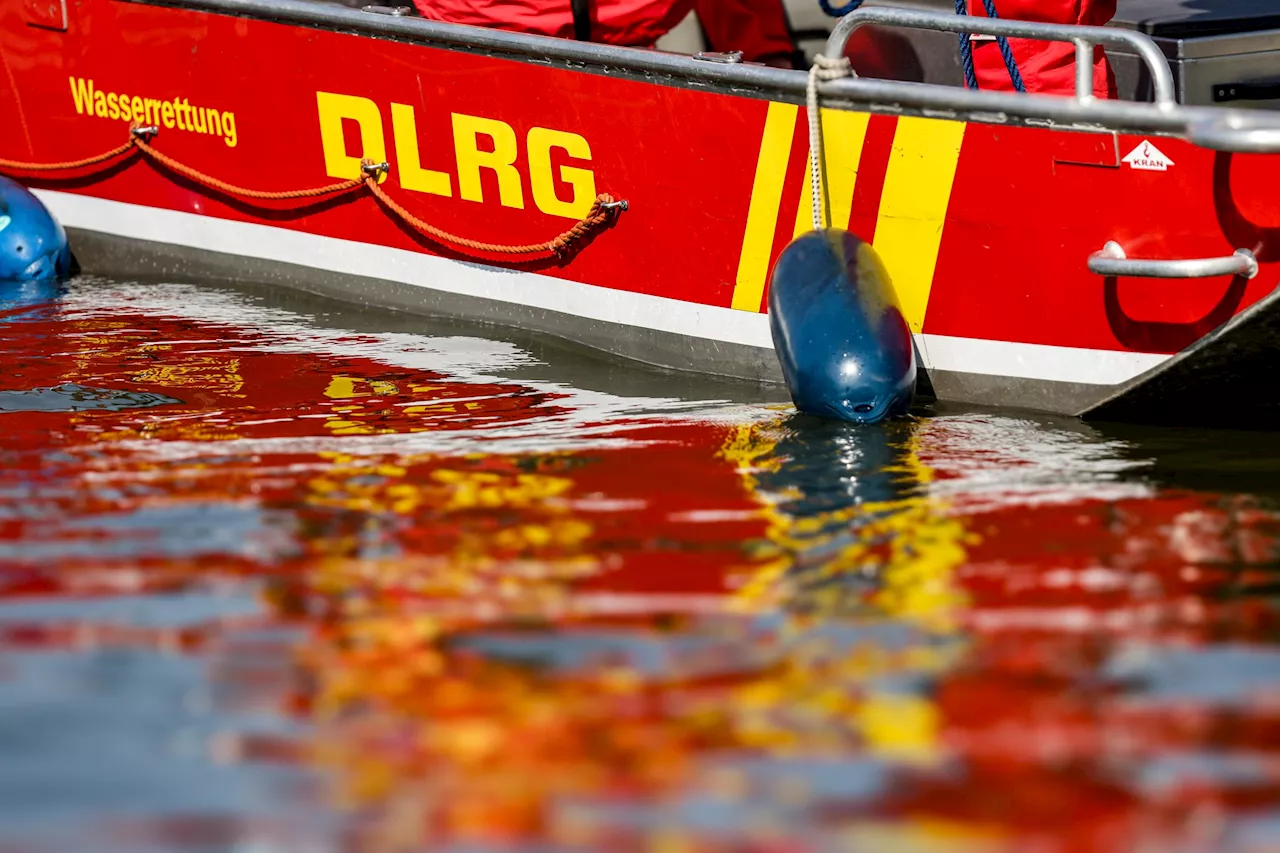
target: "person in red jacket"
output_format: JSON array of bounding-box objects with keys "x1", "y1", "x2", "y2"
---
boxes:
[
  {"x1": 966, "y1": 0, "x2": 1118, "y2": 98},
  {"x1": 410, "y1": 0, "x2": 799, "y2": 67}
]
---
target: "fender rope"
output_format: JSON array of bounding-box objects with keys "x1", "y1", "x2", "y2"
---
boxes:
[
  {"x1": 0, "y1": 126, "x2": 626, "y2": 261},
  {"x1": 807, "y1": 54, "x2": 853, "y2": 232}
]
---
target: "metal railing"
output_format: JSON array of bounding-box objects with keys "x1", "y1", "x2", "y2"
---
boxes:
[
  {"x1": 127, "y1": 0, "x2": 1280, "y2": 154},
  {"x1": 824, "y1": 5, "x2": 1177, "y2": 107}
]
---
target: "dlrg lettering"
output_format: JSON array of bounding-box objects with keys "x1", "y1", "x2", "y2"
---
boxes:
[{"x1": 316, "y1": 92, "x2": 596, "y2": 221}]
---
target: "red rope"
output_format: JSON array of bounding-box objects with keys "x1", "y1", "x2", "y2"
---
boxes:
[
  {"x1": 0, "y1": 139, "x2": 136, "y2": 172},
  {"x1": 362, "y1": 161, "x2": 621, "y2": 258},
  {"x1": 132, "y1": 133, "x2": 362, "y2": 200}
]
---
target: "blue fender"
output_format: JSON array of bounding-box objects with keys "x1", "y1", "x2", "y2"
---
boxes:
[
  {"x1": 768, "y1": 229, "x2": 916, "y2": 424},
  {"x1": 0, "y1": 176, "x2": 72, "y2": 283}
]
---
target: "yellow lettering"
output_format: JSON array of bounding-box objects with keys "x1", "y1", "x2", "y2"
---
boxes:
[
  {"x1": 69, "y1": 79, "x2": 236, "y2": 146},
  {"x1": 324, "y1": 376, "x2": 398, "y2": 399},
  {"x1": 221, "y1": 112, "x2": 237, "y2": 148},
  {"x1": 527, "y1": 127, "x2": 595, "y2": 219},
  {"x1": 451, "y1": 113, "x2": 523, "y2": 209},
  {"x1": 390, "y1": 103, "x2": 451, "y2": 197},
  {"x1": 68, "y1": 77, "x2": 93, "y2": 114},
  {"x1": 325, "y1": 376, "x2": 359, "y2": 399},
  {"x1": 316, "y1": 91, "x2": 386, "y2": 182}
]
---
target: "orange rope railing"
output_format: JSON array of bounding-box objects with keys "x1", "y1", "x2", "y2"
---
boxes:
[
  {"x1": 360, "y1": 160, "x2": 622, "y2": 258},
  {"x1": 0, "y1": 126, "x2": 625, "y2": 260},
  {"x1": 131, "y1": 132, "x2": 363, "y2": 201},
  {"x1": 0, "y1": 139, "x2": 136, "y2": 172}
]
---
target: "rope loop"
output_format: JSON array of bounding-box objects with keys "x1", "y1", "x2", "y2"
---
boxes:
[
  {"x1": 359, "y1": 158, "x2": 623, "y2": 259},
  {"x1": 806, "y1": 54, "x2": 853, "y2": 232}
]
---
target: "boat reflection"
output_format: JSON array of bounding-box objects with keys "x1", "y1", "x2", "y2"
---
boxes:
[{"x1": 0, "y1": 279, "x2": 1278, "y2": 853}]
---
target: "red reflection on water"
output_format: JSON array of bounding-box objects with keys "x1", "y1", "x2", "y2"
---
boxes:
[{"x1": 1, "y1": 288, "x2": 1278, "y2": 853}]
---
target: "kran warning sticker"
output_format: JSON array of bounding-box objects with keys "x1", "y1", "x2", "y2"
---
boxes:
[{"x1": 1122, "y1": 140, "x2": 1174, "y2": 172}]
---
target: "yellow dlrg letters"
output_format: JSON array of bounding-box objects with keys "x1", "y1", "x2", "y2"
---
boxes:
[
  {"x1": 527, "y1": 127, "x2": 595, "y2": 220},
  {"x1": 451, "y1": 113, "x2": 524, "y2": 210},
  {"x1": 316, "y1": 91, "x2": 387, "y2": 182},
  {"x1": 314, "y1": 91, "x2": 598, "y2": 218},
  {"x1": 390, "y1": 103, "x2": 452, "y2": 197}
]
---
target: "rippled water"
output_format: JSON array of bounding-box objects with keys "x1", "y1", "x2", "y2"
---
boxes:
[{"x1": 2, "y1": 276, "x2": 1280, "y2": 853}]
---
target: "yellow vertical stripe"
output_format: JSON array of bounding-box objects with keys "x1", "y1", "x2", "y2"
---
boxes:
[
  {"x1": 792, "y1": 109, "x2": 871, "y2": 239},
  {"x1": 731, "y1": 102, "x2": 799, "y2": 313},
  {"x1": 872, "y1": 117, "x2": 967, "y2": 333}
]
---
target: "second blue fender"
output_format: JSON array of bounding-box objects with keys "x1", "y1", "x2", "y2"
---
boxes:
[
  {"x1": 0, "y1": 176, "x2": 71, "y2": 284},
  {"x1": 767, "y1": 229, "x2": 916, "y2": 424}
]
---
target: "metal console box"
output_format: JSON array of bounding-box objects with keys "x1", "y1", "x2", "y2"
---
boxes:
[{"x1": 1109, "y1": 0, "x2": 1280, "y2": 109}]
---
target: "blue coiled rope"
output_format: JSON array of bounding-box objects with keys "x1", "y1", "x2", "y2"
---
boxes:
[
  {"x1": 953, "y1": 0, "x2": 981, "y2": 89},
  {"x1": 963, "y1": 0, "x2": 1026, "y2": 92},
  {"x1": 819, "y1": 0, "x2": 1025, "y2": 93}
]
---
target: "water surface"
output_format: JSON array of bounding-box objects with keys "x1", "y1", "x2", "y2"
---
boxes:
[{"x1": 1, "y1": 276, "x2": 1279, "y2": 853}]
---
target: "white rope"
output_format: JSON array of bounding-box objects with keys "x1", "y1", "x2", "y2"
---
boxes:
[{"x1": 806, "y1": 55, "x2": 854, "y2": 232}]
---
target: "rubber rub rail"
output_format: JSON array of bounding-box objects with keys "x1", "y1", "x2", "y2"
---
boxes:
[{"x1": 0, "y1": 125, "x2": 627, "y2": 260}]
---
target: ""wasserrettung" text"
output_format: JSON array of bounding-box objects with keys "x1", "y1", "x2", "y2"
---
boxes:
[{"x1": 69, "y1": 78, "x2": 238, "y2": 148}]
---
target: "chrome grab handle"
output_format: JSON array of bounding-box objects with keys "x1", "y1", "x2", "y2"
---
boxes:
[
  {"x1": 823, "y1": 6, "x2": 1176, "y2": 107},
  {"x1": 1188, "y1": 115, "x2": 1280, "y2": 154},
  {"x1": 1088, "y1": 241, "x2": 1259, "y2": 279}
]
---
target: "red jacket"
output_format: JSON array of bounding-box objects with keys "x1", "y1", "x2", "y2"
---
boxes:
[
  {"x1": 966, "y1": 0, "x2": 1118, "y2": 98},
  {"x1": 411, "y1": 0, "x2": 795, "y2": 64}
]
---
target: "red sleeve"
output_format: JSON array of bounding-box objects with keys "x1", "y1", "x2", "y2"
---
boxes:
[
  {"x1": 413, "y1": 0, "x2": 696, "y2": 47},
  {"x1": 694, "y1": 0, "x2": 796, "y2": 63},
  {"x1": 966, "y1": 0, "x2": 1117, "y2": 97},
  {"x1": 965, "y1": 0, "x2": 1115, "y2": 26},
  {"x1": 1079, "y1": 0, "x2": 1118, "y2": 26}
]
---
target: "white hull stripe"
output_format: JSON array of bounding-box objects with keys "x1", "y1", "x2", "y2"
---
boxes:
[
  {"x1": 919, "y1": 334, "x2": 1167, "y2": 387},
  {"x1": 36, "y1": 190, "x2": 1170, "y2": 388},
  {"x1": 36, "y1": 190, "x2": 776, "y2": 349}
]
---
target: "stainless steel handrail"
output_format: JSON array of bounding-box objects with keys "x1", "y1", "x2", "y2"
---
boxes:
[
  {"x1": 824, "y1": 6, "x2": 1176, "y2": 107},
  {"x1": 1188, "y1": 114, "x2": 1280, "y2": 155},
  {"x1": 1088, "y1": 242, "x2": 1259, "y2": 279},
  {"x1": 123, "y1": 0, "x2": 1280, "y2": 153}
]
